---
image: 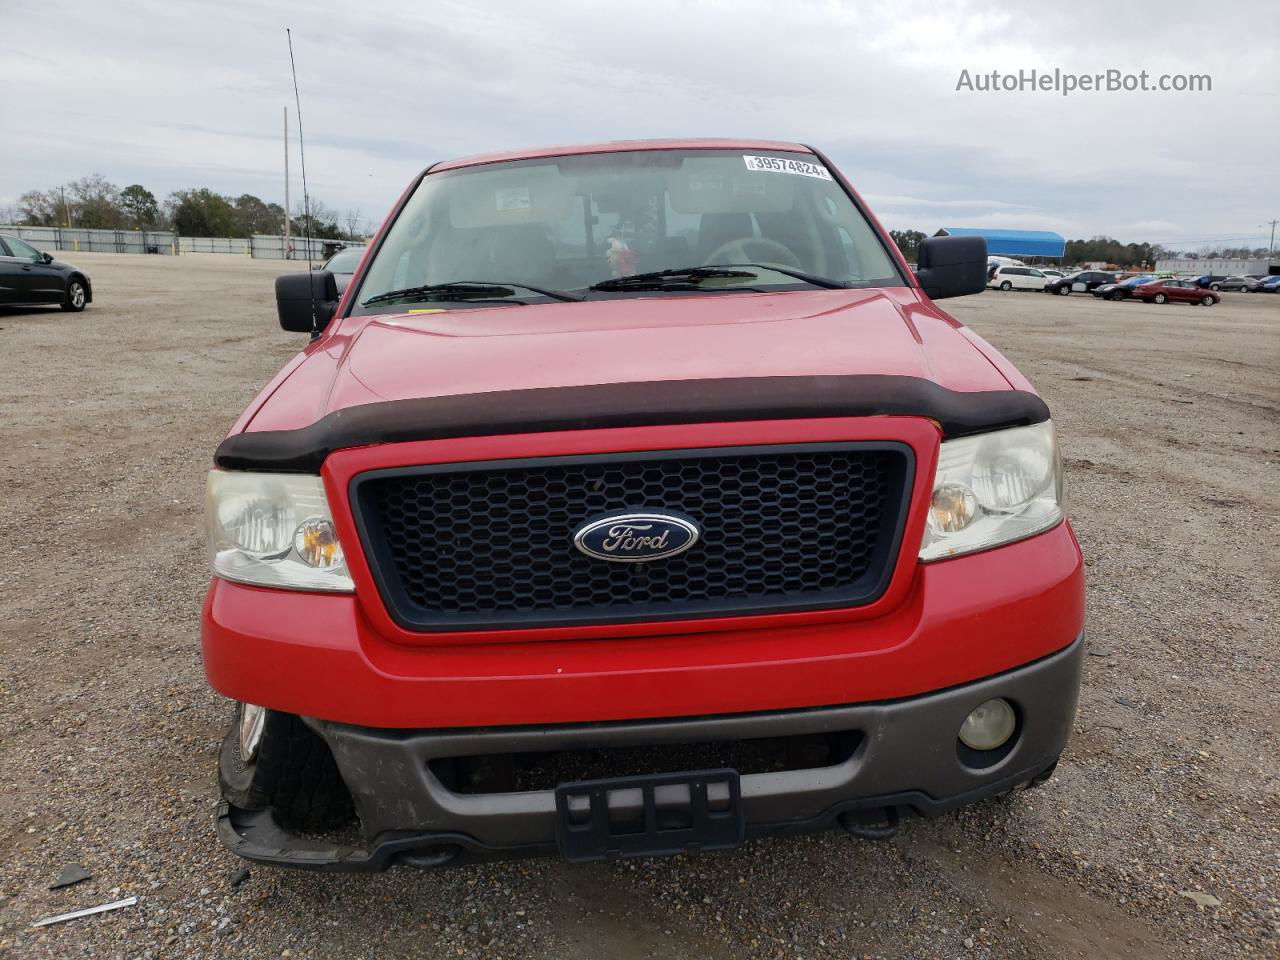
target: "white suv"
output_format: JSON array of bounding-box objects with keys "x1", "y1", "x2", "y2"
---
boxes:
[{"x1": 988, "y1": 265, "x2": 1051, "y2": 291}]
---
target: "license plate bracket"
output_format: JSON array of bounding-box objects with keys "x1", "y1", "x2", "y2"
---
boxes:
[{"x1": 554, "y1": 768, "x2": 743, "y2": 863}]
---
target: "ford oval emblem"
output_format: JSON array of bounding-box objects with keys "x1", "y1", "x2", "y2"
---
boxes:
[{"x1": 573, "y1": 511, "x2": 700, "y2": 563}]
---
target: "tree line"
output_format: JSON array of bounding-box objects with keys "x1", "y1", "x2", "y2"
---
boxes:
[
  {"x1": 8, "y1": 174, "x2": 364, "y2": 241},
  {"x1": 889, "y1": 229, "x2": 1269, "y2": 267}
]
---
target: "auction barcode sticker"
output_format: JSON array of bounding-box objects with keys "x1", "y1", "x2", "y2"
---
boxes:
[{"x1": 743, "y1": 155, "x2": 832, "y2": 180}]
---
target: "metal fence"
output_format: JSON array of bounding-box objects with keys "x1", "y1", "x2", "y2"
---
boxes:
[
  {"x1": 2, "y1": 225, "x2": 178, "y2": 255},
  {"x1": 178, "y1": 235, "x2": 251, "y2": 256},
  {"x1": 1, "y1": 226, "x2": 337, "y2": 262},
  {"x1": 250, "y1": 235, "x2": 331, "y2": 261}
]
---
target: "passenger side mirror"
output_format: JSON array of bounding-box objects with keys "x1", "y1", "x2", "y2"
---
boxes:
[
  {"x1": 276, "y1": 271, "x2": 339, "y2": 335},
  {"x1": 913, "y1": 236, "x2": 988, "y2": 300},
  {"x1": 41, "y1": 252, "x2": 53, "y2": 264}
]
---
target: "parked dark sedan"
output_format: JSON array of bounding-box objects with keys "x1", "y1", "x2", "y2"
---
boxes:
[
  {"x1": 1044, "y1": 270, "x2": 1116, "y2": 295},
  {"x1": 0, "y1": 234, "x2": 93, "y2": 311},
  {"x1": 320, "y1": 246, "x2": 367, "y2": 295},
  {"x1": 1092, "y1": 275, "x2": 1156, "y2": 300},
  {"x1": 1132, "y1": 279, "x2": 1218, "y2": 305}
]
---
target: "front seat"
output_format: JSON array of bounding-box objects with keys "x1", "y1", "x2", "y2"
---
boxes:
[
  {"x1": 486, "y1": 224, "x2": 555, "y2": 285},
  {"x1": 696, "y1": 212, "x2": 754, "y2": 264}
]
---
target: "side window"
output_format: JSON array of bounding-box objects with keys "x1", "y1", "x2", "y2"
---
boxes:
[
  {"x1": 1027, "y1": 269, "x2": 1043, "y2": 277},
  {"x1": 5, "y1": 236, "x2": 41, "y2": 259},
  {"x1": 0, "y1": 239, "x2": 12, "y2": 257}
]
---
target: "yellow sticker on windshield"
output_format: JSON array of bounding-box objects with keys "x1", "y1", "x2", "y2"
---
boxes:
[{"x1": 407, "y1": 308, "x2": 447, "y2": 314}]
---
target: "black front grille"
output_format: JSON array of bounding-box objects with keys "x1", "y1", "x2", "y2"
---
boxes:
[{"x1": 352, "y1": 443, "x2": 912, "y2": 631}]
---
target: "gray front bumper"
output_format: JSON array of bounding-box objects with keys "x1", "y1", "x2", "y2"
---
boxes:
[{"x1": 218, "y1": 637, "x2": 1082, "y2": 871}]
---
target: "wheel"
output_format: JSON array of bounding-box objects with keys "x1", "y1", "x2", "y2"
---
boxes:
[
  {"x1": 1057, "y1": 286, "x2": 1071, "y2": 296},
  {"x1": 1153, "y1": 293, "x2": 1167, "y2": 304},
  {"x1": 61, "y1": 278, "x2": 87, "y2": 312},
  {"x1": 999, "y1": 280, "x2": 1013, "y2": 291},
  {"x1": 702, "y1": 236, "x2": 801, "y2": 270},
  {"x1": 1209, "y1": 283, "x2": 1221, "y2": 291},
  {"x1": 1109, "y1": 291, "x2": 1124, "y2": 301},
  {"x1": 218, "y1": 703, "x2": 354, "y2": 830},
  {"x1": 1201, "y1": 295, "x2": 1216, "y2": 306}
]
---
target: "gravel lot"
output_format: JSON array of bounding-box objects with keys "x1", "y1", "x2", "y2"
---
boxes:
[{"x1": 1, "y1": 253, "x2": 1276, "y2": 959}]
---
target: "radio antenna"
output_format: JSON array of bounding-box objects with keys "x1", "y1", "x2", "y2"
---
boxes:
[{"x1": 286, "y1": 28, "x2": 318, "y2": 339}]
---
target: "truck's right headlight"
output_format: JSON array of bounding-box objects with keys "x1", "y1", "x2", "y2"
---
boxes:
[
  {"x1": 919, "y1": 420, "x2": 1063, "y2": 562},
  {"x1": 205, "y1": 470, "x2": 354, "y2": 592}
]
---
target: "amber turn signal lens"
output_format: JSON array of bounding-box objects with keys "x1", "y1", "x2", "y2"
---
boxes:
[
  {"x1": 929, "y1": 482, "x2": 976, "y2": 532},
  {"x1": 293, "y1": 517, "x2": 344, "y2": 568}
]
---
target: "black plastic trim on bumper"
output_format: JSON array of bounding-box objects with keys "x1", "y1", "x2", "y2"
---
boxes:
[{"x1": 216, "y1": 636, "x2": 1083, "y2": 871}]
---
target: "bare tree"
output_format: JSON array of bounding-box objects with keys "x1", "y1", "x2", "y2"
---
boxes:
[{"x1": 343, "y1": 208, "x2": 363, "y2": 240}]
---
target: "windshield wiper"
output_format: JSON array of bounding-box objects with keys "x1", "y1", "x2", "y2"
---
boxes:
[
  {"x1": 707, "y1": 263, "x2": 851, "y2": 289},
  {"x1": 590, "y1": 264, "x2": 849, "y2": 293},
  {"x1": 589, "y1": 267, "x2": 759, "y2": 292},
  {"x1": 363, "y1": 280, "x2": 582, "y2": 306}
]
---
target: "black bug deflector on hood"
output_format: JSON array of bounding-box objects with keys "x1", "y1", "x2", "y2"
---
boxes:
[{"x1": 214, "y1": 375, "x2": 1051, "y2": 473}]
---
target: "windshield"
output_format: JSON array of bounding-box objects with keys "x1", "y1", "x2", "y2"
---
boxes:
[
  {"x1": 352, "y1": 149, "x2": 904, "y2": 312},
  {"x1": 325, "y1": 248, "x2": 365, "y2": 273}
]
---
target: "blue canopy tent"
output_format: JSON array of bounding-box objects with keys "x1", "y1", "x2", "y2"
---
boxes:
[{"x1": 934, "y1": 228, "x2": 1066, "y2": 260}]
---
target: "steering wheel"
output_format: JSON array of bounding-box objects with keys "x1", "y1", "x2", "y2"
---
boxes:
[{"x1": 703, "y1": 236, "x2": 801, "y2": 271}]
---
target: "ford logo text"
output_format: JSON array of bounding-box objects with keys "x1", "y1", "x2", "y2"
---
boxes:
[{"x1": 573, "y1": 512, "x2": 700, "y2": 563}]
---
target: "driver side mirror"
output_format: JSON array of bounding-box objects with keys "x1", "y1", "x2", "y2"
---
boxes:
[
  {"x1": 276, "y1": 271, "x2": 339, "y2": 336},
  {"x1": 913, "y1": 236, "x2": 988, "y2": 300}
]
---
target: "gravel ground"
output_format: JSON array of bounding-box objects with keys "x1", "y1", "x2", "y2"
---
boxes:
[{"x1": 0, "y1": 253, "x2": 1276, "y2": 959}]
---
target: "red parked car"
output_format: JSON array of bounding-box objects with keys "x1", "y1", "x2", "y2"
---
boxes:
[
  {"x1": 203, "y1": 139, "x2": 1084, "y2": 871},
  {"x1": 1132, "y1": 278, "x2": 1219, "y2": 305}
]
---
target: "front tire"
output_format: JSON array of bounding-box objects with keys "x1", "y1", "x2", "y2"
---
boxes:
[
  {"x1": 1209, "y1": 283, "x2": 1221, "y2": 291},
  {"x1": 1201, "y1": 295, "x2": 1216, "y2": 306},
  {"x1": 1057, "y1": 286, "x2": 1071, "y2": 296},
  {"x1": 218, "y1": 703, "x2": 353, "y2": 830},
  {"x1": 61, "y1": 279, "x2": 87, "y2": 312}
]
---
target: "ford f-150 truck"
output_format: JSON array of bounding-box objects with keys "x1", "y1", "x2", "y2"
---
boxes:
[{"x1": 202, "y1": 139, "x2": 1084, "y2": 871}]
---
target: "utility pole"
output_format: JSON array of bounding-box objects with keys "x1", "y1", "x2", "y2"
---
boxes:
[
  {"x1": 283, "y1": 106, "x2": 291, "y2": 260},
  {"x1": 1264, "y1": 219, "x2": 1278, "y2": 258}
]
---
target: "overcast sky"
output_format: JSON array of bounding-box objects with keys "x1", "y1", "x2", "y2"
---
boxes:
[{"x1": 3, "y1": 0, "x2": 1277, "y2": 248}]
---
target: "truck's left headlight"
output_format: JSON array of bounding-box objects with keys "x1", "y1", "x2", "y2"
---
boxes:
[
  {"x1": 205, "y1": 471, "x2": 354, "y2": 592},
  {"x1": 919, "y1": 420, "x2": 1064, "y2": 562}
]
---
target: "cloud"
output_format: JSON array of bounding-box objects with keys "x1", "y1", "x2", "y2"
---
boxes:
[{"x1": 1, "y1": 0, "x2": 1275, "y2": 243}]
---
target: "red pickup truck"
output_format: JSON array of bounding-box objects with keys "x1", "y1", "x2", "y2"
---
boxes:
[{"x1": 203, "y1": 139, "x2": 1084, "y2": 870}]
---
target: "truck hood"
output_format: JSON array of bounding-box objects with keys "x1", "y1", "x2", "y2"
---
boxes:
[{"x1": 245, "y1": 289, "x2": 1015, "y2": 432}]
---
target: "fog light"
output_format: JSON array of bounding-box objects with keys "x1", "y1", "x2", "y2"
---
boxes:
[{"x1": 959, "y1": 698, "x2": 1016, "y2": 751}]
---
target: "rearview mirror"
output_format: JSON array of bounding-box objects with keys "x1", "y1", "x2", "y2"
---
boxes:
[
  {"x1": 276, "y1": 271, "x2": 338, "y2": 335},
  {"x1": 913, "y1": 236, "x2": 988, "y2": 300}
]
